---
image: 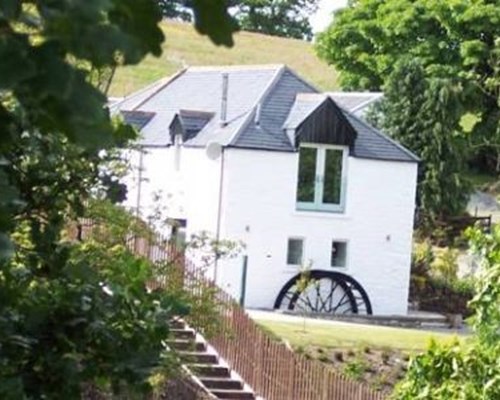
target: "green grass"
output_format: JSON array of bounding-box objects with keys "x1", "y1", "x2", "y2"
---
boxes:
[
  {"x1": 110, "y1": 21, "x2": 338, "y2": 97},
  {"x1": 257, "y1": 320, "x2": 463, "y2": 352}
]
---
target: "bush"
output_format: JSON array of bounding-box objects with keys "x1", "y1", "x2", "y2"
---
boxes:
[
  {"x1": 409, "y1": 242, "x2": 474, "y2": 316},
  {"x1": 410, "y1": 274, "x2": 475, "y2": 317},
  {"x1": 395, "y1": 227, "x2": 500, "y2": 399},
  {"x1": 431, "y1": 247, "x2": 459, "y2": 282}
]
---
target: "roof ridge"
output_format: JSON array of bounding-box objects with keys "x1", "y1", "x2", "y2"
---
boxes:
[
  {"x1": 186, "y1": 64, "x2": 285, "y2": 72},
  {"x1": 132, "y1": 68, "x2": 187, "y2": 110},
  {"x1": 228, "y1": 65, "x2": 287, "y2": 146},
  {"x1": 342, "y1": 108, "x2": 420, "y2": 162},
  {"x1": 327, "y1": 91, "x2": 384, "y2": 97}
]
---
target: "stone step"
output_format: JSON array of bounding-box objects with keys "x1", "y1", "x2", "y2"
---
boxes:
[
  {"x1": 170, "y1": 328, "x2": 196, "y2": 340},
  {"x1": 190, "y1": 364, "x2": 231, "y2": 378},
  {"x1": 211, "y1": 389, "x2": 255, "y2": 399},
  {"x1": 200, "y1": 377, "x2": 244, "y2": 390},
  {"x1": 181, "y1": 351, "x2": 218, "y2": 364},
  {"x1": 168, "y1": 339, "x2": 206, "y2": 352},
  {"x1": 169, "y1": 319, "x2": 187, "y2": 330}
]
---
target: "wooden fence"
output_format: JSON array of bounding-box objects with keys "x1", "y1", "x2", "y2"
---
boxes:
[
  {"x1": 77, "y1": 221, "x2": 386, "y2": 400},
  {"x1": 186, "y1": 263, "x2": 385, "y2": 400}
]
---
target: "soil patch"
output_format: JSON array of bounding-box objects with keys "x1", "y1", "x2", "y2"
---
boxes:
[{"x1": 297, "y1": 344, "x2": 411, "y2": 394}]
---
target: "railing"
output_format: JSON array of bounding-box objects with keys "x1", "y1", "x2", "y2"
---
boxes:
[{"x1": 76, "y1": 220, "x2": 386, "y2": 400}]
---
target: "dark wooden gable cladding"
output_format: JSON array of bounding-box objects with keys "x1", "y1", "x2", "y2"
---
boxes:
[{"x1": 295, "y1": 97, "x2": 357, "y2": 149}]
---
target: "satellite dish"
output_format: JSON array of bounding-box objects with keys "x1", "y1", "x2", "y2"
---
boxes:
[{"x1": 206, "y1": 141, "x2": 222, "y2": 160}]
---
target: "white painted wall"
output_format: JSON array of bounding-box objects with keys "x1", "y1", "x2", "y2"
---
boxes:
[
  {"x1": 124, "y1": 145, "x2": 417, "y2": 315},
  {"x1": 123, "y1": 146, "x2": 221, "y2": 236},
  {"x1": 218, "y1": 148, "x2": 417, "y2": 315}
]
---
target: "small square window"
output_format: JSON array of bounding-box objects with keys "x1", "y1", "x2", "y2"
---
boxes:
[
  {"x1": 331, "y1": 241, "x2": 347, "y2": 267},
  {"x1": 287, "y1": 238, "x2": 304, "y2": 265}
]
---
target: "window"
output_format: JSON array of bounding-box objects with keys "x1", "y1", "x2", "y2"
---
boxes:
[
  {"x1": 287, "y1": 238, "x2": 304, "y2": 265},
  {"x1": 170, "y1": 218, "x2": 187, "y2": 248},
  {"x1": 331, "y1": 241, "x2": 347, "y2": 267},
  {"x1": 296, "y1": 144, "x2": 346, "y2": 212}
]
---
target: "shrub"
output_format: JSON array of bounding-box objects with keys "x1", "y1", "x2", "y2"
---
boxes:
[
  {"x1": 395, "y1": 227, "x2": 500, "y2": 399},
  {"x1": 431, "y1": 247, "x2": 459, "y2": 282},
  {"x1": 343, "y1": 358, "x2": 368, "y2": 380},
  {"x1": 409, "y1": 242, "x2": 474, "y2": 316}
]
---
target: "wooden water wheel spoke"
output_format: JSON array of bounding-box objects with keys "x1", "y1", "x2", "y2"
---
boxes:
[
  {"x1": 274, "y1": 270, "x2": 373, "y2": 315},
  {"x1": 322, "y1": 280, "x2": 338, "y2": 312},
  {"x1": 332, "y1": 292, "x2": 351, "y2": 312}
]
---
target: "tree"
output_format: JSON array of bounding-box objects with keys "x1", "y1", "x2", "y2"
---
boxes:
[
  {"x1": 316, "y1": 0, "x2": 500, "y2": 173},
  {"x1": 0, "y1": 0, "x2": 237, "y2": 397},
  {"x1": 373, "y1": 59, "x2": 470, "y2": 218},
  {"x1": 0, "y1": 0, "x2": 236, "y2": 257},
  {"x1": 157, "y1": 0, "x2": 192, "y2": 21},
  {"x1": 159, "y1": 0, "x2": 319, "y2": 40},
  {"x1": 395, "y1": 226, "x2": 500, "y2": 399},
  {"x1": 235, "y1": 0, "x2": 319, "y2": 40}
]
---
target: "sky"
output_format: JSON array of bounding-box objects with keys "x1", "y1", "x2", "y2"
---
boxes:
[{"x1": 310, "y1": 0, "x2": 348, "y2": 34}]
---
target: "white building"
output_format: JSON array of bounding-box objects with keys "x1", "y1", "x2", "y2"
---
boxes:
[{"x1": 114, "y1": 65, "x2": 418, "y2": 316}]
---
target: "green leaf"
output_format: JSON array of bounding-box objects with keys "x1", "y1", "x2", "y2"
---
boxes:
[
  {"x1": 0, "y1": 232, "x2": 14, "y2": 260},
  {"x1": 0, "y1": 0, "x2": 21, "y2": 19},
  {"x1": 0, "y1": 34, "x2": 36, "y2": 89},
  {"x1": 192, "y1": 0, "x2": 238, "y2": 46}
]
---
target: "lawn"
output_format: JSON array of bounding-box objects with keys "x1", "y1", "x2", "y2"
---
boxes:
[
  {"x1": 257, "y1": 319, "x2": 462, "y2": 352},
  {"x1": 110, "y1": 21, "x2": 338, "y2": 97}
]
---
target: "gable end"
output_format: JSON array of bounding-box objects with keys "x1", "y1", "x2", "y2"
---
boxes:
[{"x1": 295, "y1": 98, "x2": 357, "y2": 149}]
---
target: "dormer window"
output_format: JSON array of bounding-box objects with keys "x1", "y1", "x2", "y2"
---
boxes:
[{"x1": 296, "y1": 144, "x2": 347, "y2": 212}]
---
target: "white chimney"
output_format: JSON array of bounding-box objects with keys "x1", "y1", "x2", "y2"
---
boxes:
[{"x1": 220, "y1": 73, "x2": 229, "y2": 126}]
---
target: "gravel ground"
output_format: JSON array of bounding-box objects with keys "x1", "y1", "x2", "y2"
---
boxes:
[{"x1": 467, "y1": 190, "x2": 500, "y2": 223}]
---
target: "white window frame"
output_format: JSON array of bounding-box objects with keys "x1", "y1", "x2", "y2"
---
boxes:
[
  {"x1": 296, "y1": 144, "x2": 348, "y2": 213},
  {"x1": 286, "y1": 237, "x2": 305, "y2": 266}
]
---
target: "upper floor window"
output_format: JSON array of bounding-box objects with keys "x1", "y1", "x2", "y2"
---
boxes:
[{"x1": 296, "y1": 144, "x2": 347, "y2": 212}]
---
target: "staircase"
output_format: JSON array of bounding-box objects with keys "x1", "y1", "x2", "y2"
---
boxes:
[{"x1": 169, "y1": 319, "x2": 256, "y2": 400}]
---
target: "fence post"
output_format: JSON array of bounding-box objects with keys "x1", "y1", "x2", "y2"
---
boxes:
[{"x1": 321, "y1": 368, "x2": 328, "y2": 400}]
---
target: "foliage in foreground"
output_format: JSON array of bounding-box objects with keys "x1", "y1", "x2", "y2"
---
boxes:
[
  {"x1": 395, "y1": 226, "x2": 500, "y2": 399},
  {"x1": 0, "y1": 1, "x2": 237, "y2": 398},
  {"x1": 0, "y1": 0, "x2": 236, "y2": 259},
  {"x1": 0, "y1": 200, "x2": 189, "y2": 398}
]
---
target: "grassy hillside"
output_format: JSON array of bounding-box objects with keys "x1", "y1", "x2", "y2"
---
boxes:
[{"x1": 110, "y1": 21, "x2": 338, "y2": 97}]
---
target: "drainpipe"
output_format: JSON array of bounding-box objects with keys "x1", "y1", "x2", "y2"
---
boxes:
[
  {"x1": 134, "y1": 148, "x2": 144, "y2": 252},
  {"x1": 214, "y1": 147, "x2": 225, "y2": 284},
  {"x1": 214, "y1": 72, "x2": 229, "y2": 283},
  {"x1": 239, "y1": 255, "x2": 248, "y2": 307},
  {"x1": 135, "y1": 148, "x2": 144, "y2": 218}
]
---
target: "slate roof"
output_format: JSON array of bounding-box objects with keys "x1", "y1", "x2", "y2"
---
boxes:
[
  {"x1": 113, "y1": 65, "x2": 418, "y2": 162},
  {"x1": 328, "y1": 92, "x2": 383, "y2": 113}
]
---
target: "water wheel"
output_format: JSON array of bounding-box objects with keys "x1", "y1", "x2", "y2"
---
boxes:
[{"x1": 273, "y1": 270, "x2": 372, "y2": 315}]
